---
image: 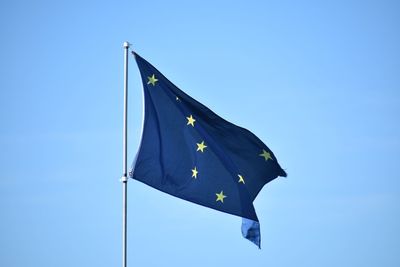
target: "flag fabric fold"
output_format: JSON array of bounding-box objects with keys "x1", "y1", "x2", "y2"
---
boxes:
[{"x1": 130, "y1": 52, "x2": 286, "y2": 247}]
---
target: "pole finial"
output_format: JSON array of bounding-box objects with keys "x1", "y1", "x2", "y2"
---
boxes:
[{"x1": 123, "y1": 41, "x2": 130, "y2": 48}]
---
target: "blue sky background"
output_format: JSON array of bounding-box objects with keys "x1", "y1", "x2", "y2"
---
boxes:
[{"x1": 1, "y1": 0, "x2": 399, "y2": 266}]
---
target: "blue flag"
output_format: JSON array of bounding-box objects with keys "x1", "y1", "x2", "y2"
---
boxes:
[{"x1": 130, "y1": 52, "x2": 286, "y2": 248}]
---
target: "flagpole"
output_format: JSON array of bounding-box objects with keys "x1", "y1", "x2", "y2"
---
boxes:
[{"x1": 121, "y1": 41, "x2": 129, "y2": 267}]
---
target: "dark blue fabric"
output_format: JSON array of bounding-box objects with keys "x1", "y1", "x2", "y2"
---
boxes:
[{"x1": 130, "y1": 52, "x2": 286, "y2": 248}]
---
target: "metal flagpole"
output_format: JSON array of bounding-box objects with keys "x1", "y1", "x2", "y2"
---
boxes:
[{"x1": 121, "y1": 41, "x2": 129, "y2": 267}]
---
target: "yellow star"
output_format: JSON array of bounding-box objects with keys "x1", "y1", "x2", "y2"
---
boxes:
[
  {"x1": 186, "y1": 115, "x2": 196, "y2": 127},
  {"x1": 147, "y1": 74, "x2": 158, "y2": 86},
  {"x1": 259, "y1": 149, "x2": 273, "y2": 161},
  {"x1": 196, "y1": 141, "x2": 207, "y2": 152},
  {"x1": 238, "y1": 174, "x2": 245, "y2": 184},
  {"x1": 216, "y1": 191, "x2": 227, "y2": 203},
  {"x1": 191, "y1": 167, "x2": 198, "y2": 178}
]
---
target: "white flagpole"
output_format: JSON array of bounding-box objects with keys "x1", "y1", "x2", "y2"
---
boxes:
[{"x1": 121, "y1": 41, "x2": 129, "y2": 267}]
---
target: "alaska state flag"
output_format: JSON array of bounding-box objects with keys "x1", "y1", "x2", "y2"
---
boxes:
[{"x1": 130, "y1": 52, "x2": 286, "y2": 248}]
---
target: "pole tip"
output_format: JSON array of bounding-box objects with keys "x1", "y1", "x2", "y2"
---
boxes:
[{"x1": 123, "y1": 41, "x2": 130, "y2": 48}]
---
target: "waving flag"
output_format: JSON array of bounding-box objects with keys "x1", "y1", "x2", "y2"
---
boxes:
[{"x1": 130, "y1": 52, "x2": 286, "y2": 247}]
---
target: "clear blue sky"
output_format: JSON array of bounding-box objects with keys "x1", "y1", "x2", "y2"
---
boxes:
[{"x1": 1, "y1": 0, "x2": 399, "y2": 266}]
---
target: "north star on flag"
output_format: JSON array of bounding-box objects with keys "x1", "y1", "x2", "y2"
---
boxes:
[{"x1": 129, "y1": 52, "x2": 286, "y2": 248}]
